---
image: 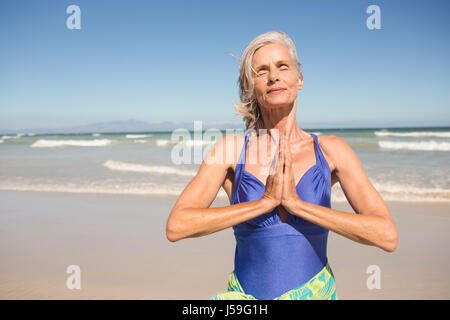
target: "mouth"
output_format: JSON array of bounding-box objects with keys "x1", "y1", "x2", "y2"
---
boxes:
[{"x1": 267, "y1": 88, "x2": 286, "y2": 94}]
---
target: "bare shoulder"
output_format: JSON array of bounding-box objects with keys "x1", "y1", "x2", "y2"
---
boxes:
[
  {"x1": 317, "y1": 134, "x2": 359, "y2": 173},
  {"x1": 315, "y1": 134, "x2": 344, "y2": 173},
  {"x1": 213, "y1": 134, "x2": 246, "y2": 201},
  {"x1": 227, "y1": 134, "x2": 246, "y2": 171},
  {"x1": 205, "y1": 134, "x2": 245, "y2": 169}
]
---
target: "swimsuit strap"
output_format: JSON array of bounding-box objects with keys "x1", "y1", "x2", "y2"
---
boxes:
[
  {"x1": 311, "y1": 133, "x2": 320, "y2": 166},
  {"x1": 231, "y1": 133, "x2": 250, "y2": 204},
  {"x1": 311, "y1": 133, "x2": 331, "y2": 186},
  {"x1": 239, "y1": 133, "x2": 250, "y2": 166}
]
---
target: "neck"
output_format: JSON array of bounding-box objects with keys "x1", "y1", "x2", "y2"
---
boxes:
[{"x1": 259, "y1": 99, "x2": 304, "y2": 141}]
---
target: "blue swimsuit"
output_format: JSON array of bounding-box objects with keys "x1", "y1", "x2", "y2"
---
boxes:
[{"x1": 231, "y1": 133, "x2": 332, "y2": 300}]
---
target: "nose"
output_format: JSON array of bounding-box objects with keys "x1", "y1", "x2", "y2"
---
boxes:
[{"x1": 268, "y1": 70, "x2": 279, "y2": 82}]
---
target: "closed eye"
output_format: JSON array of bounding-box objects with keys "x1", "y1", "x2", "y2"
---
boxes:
[{"x1": 256, "y1": 70, "x2": 268, "y2": 76}]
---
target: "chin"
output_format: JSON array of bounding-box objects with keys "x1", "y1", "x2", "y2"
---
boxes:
[{"x1": 265, "y1": 99, "x2": 294, "y2": 108}]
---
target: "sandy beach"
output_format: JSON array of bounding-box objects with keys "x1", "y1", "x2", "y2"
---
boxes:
[{"x1": 0, "y1": 190, "x2": 449, "y2": 299}]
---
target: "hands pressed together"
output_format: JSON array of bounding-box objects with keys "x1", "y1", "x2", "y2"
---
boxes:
[{"x1": 262, "y1": 135, "x2": 301, "y2": 217}]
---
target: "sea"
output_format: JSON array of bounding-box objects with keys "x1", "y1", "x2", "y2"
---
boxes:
[{"x1": 1, "y1": 127, "x2": 449, "y2": 203}]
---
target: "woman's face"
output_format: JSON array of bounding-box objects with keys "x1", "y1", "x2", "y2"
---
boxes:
[{"x1": 252, "y1": 43, "x2": 303, "y2": 110}]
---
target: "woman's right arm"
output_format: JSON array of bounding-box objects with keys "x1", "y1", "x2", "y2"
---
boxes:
[{"x1": 166, "y1": 134, "x2": 281, "y2": 242}]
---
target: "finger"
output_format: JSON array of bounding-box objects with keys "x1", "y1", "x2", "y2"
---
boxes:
[
  {"x1": 282, "y1": 144, "x2": 289, "y2": 185},
  {"x1": 284, "y1": 141, "x2": 290, "y2": 172},
  {"x1": 268, "y1": 141, "x2": 279, "y2": 176},
  {"x1": 275, "y1": 138, "x2": 283, "y2": 175},
  {"x1": 283, "y1": 140, "x2": 294, "y2": 187},
  {"x1": 283, "y1": 136, "x2": 289, "y2": 170},
  {"x1": 279, "y1": 139, "x2": 285, "y2": 174}
]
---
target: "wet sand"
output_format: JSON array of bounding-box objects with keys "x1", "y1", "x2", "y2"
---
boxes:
[{"x1": 0, "y1": 190, "x2": 449, "y2": 299}]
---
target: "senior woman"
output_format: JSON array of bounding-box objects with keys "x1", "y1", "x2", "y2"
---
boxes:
[{"x1": 166, "y1": 31, "x2": 398, "y2": 300}]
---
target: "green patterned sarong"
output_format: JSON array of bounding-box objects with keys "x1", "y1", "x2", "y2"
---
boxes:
[{"x1": 209, "y1": 263, "x2": 338, "y2": 300}]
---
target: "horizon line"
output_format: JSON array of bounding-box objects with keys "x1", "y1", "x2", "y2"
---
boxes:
[{"x1": 1, "y1": 124, "x2": 450, "y2": 136}]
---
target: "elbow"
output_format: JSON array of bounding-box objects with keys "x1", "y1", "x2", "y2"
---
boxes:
[
  {"x1": 380, "y1": 222, "x2": 399, "y2": 253},
  {"x1": 166, "y1": 227, "x2": 180, "y2": 243},
  {"x1": 388, "y1": 235, "x2": 399, "y2": 253},
  {"x1": 166, "y1": 207, "x2": 205, "y2": 242},
  {"x1": 381, "y1": 236, "x2": 398, "y2": 253},
  {"x1": 166, "y1": 216, "x2": 183, "y2": 243}
]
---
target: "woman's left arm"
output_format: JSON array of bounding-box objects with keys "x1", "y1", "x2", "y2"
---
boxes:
[{"x1": 282, "y1": 135, "x2": 399, "y2": 253}]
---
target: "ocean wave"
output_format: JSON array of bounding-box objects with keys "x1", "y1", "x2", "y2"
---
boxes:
[
  {"x1": 0, "y1": 181, "x2": 228, "y2": 198},
  {"x1": 375, "y1": 130, "x2": 450, "y2": 138},
  {"x1": 155, "y1": 138, "x2": 217, "y2": 147},
  {"x1": 378, "y1": 140, "x2": 450, "y2": 151},
  {"x1": 373, "y1": 182, "x2": 450, "y2": 196},
  {"x1": 0, "y1": 179, "x2": 446, "y2": 202},
  {"x1": 30, "y1": 139, "x2": 113, "y2": 148},
  {"x1": 2, "y1": 134, "x2": 24, "y2": 139},
  {"x1": 0, "y1": 177, "x2": 447, "y2": 202},
  {"x1": 125, "y1": 134, "x2": 152, "y2": 139},
  {"x1": 0, "y1": 139, "x2": 3, "y2": 144},
  {"x1": 27, "y1": 137, "x2": 218, "y2": 148},
  {"x1": 156, "y1": 139, "x2": 177, "y2": 146},
  {"x1": 183, "y1": 139, "x2": 217, "y2": 147},
  {"x1": 103, "y1": 160, "x2": 197, "y2": 176},
  {"x1": 92, "y1": 133, "x2": 101, "y2": 137},
  {"x1": 0, "y1": 182, "x2": 182, "y2": 196},
  {"x1": 331, "y1": 181, "x2": 450, "y2": 202}
]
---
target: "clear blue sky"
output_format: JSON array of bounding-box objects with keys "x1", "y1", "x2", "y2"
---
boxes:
[{"x1": 1, "y1": 0, "x2": 449, "y2": 130}]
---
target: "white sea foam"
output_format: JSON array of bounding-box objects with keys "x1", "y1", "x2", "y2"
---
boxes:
[
  {"x1": 125, "y1": 134, "x2": 152, "y2": 139},
  {"x1": 156, "y1": 139, "x2": 183, "y2": 147},
  {"x1": 30, "y1": 139, "x2": 113, "y2": 148},
  {"x1": 92, "y1": 133, "x2": 101, "y2": 137},
  {"x1": 154, "y1": 138, "x2": 216, "y2": 147},
  {"x1": 182, "y1": 139, "x2": 216, "y2": 147},
  {"x1": 156, "y1": 139, "x2": 173, "y2": 146},
  {"x1": 375, "y1": 130, "x2": 450, "y2": 138},
  {"x1": 0, "y1": 180, "x2": 228, "y2": 198},
  {"x1": 0, "y1": 139, "x2": 3, "y2": 144},
  {"x1": 103, "y1": 160, "x2": 197, "y2": 176},
  {"x1": 133, "y1": 139, "x2": 149, "y2": 144},
  {"x1": 331, "y1": 180, "x2": 450, "y2": 202},
  {"x1": 1, "y1": 134, "x2": 24, "y2": 139},
  {"x1": 0, "y1": 177, "x2": 447, "y2": 202},
  {"x1": 378, "y1": 140, "x2": 450, "y2": 151},
  {"x1": 0, "y1": 182, "x2": 182, "y2": 196},
  {"x1": 373, "y1": 182, "x2": 450, "y2": 196}
]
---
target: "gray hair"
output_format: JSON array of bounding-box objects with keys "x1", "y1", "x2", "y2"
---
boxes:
[{"x1": 233, "y1": 31, "x2": 302, "y2": 132}]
